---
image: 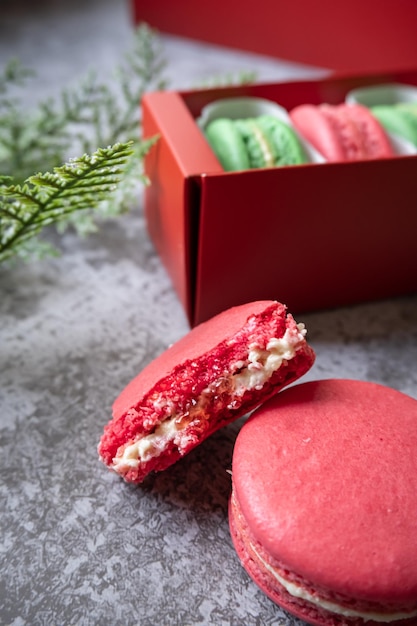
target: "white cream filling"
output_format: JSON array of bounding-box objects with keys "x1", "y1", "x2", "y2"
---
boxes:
[
  {"x1": 250, "y1": 122, "x2": 275, "y2": 167},
  {"x1": 252, "y1": 546, "x2": 417, "y2": 623},
  {"x1": 113, "y1": 419, "x2": 180, "y2": 469},
  {"x1": 232, "y1": 327, "x2": 305, "y2": 394},
  {"x1": 112, "y1": 325, "x2": 306, "y2": 472}
]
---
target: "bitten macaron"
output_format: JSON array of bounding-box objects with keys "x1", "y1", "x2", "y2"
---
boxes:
[
  {"x1": 229, "y1": 379, "x2": 417, "y2": 625},
  {"x1": 98, "y1": 301, "x2": 315, "y2": 483}
]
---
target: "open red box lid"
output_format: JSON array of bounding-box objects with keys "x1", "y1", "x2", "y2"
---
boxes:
[
  {"x1": 143, "y1": 70, "x2": 417, "y2": 327},
  {"x1": 133, "y1": 0, "x2": 417, "y2": 73}
]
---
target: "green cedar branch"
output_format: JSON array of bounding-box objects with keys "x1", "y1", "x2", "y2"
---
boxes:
[
  {"x1": 0, "y1": 23, "x2": 166, "y2": 184},
  {"x1": 0, "y1": 141, "x2": 137, "y2": 263}
]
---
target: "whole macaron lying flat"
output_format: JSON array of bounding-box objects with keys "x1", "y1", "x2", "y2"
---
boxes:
[
  {"x1": 205, "y1": 114, "x2": 308, "y2": 171},
  {"x1": 290, "y1": 103, "x2": 394, "y2": 162},
  {"x1": 229, "y1": 379, "x2": 417, "y2": 625},
  {"x1": 98, "y1": 301, "x2": 315, "y2": 483}
]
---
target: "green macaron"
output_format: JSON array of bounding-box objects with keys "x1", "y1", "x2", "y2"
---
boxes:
[
  {"x1": 371, "y1": 104, "x2": 417, "y2": 147},
  {"x1": 204, "y1": 118, "x2": 250, "y2": 171},
  {"x1": 205, "y1": 114, "x2": 307, "y2": 172}
]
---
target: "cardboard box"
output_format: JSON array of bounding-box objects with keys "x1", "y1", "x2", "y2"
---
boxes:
[
  {"x1": 132, "y1": 0, "x2": 417, "y2": 73},
  {"x1": 142, "y1": 70, "x2": 417, "y2": 327}
]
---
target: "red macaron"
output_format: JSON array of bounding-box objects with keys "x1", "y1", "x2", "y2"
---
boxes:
[
  {"x1": 229, "y1": 379, "x2": 417, "y2": 625},
  {"x1": 98, "y1": 300, "x2": 315, "y2": 483},
  {"x1": 289, "y1": 103, "x2": 394, "y2": 162}
]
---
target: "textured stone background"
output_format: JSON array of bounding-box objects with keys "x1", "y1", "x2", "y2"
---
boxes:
[{"x1": 1, "y1": 2, "x2": 417, "y2": 625}]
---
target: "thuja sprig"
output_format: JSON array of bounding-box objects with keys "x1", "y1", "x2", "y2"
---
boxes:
[
  {"x1": 0, "y1": 24, "x2": 164, "y2": 262},
  {"x1": 0, "y1": 142, "x2": 135, "y2": 263},
  {"x1": 0, "y1": 24, "x2": 166, "y2": 184},
  {"x1": 0, "y1": 22, "x2": 257, "y2": 265}
]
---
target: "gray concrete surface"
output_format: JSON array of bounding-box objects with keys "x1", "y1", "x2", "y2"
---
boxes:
[{"x1": 1, "y1": 2, "x2": 417, "y2": 625}]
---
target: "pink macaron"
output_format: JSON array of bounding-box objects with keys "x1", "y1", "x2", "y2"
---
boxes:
[
  {"x1": 290, "y1": 103, "x2": 394, "y2": 162},
  {"x1": 229, "y1": 379, "x2": 417, "y2": 625}
]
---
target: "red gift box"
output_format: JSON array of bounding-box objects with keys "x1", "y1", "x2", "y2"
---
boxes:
[
  {"x1": 132, "y1": 0, "x2": 417, "y2": 73},
  {"x1": 142, "y1": 70, "x2": 417, "y2": 327}
]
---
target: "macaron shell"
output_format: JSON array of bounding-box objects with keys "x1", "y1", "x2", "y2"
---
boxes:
[
  {"x1": 397, "y1": 103, "x2": 417, "y2": 117},
  {"x1": 231, "y1": 379, "x2": 417, "y2": 607},
  {"x1": 256, "y1": 115, "x2": 307, "y2": 166},
  {"x1": 205, "y1": 118, "x2": 250, "y2": 171},
  {"x1": 372, "y1": 104, "x2": 417, "y2": 146},
  {"x1": 111, "y1": 300, "x2": 285, "y2": 421},
  {"x1": 338, "y1": 103, "x2": 393, "y2": 159},
  {"x1": 234, "y1": 118, "x2": 276, "y2": 168},
  {"x1": 290, "y1": 104, "x2": 345, "y2": 161}
]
